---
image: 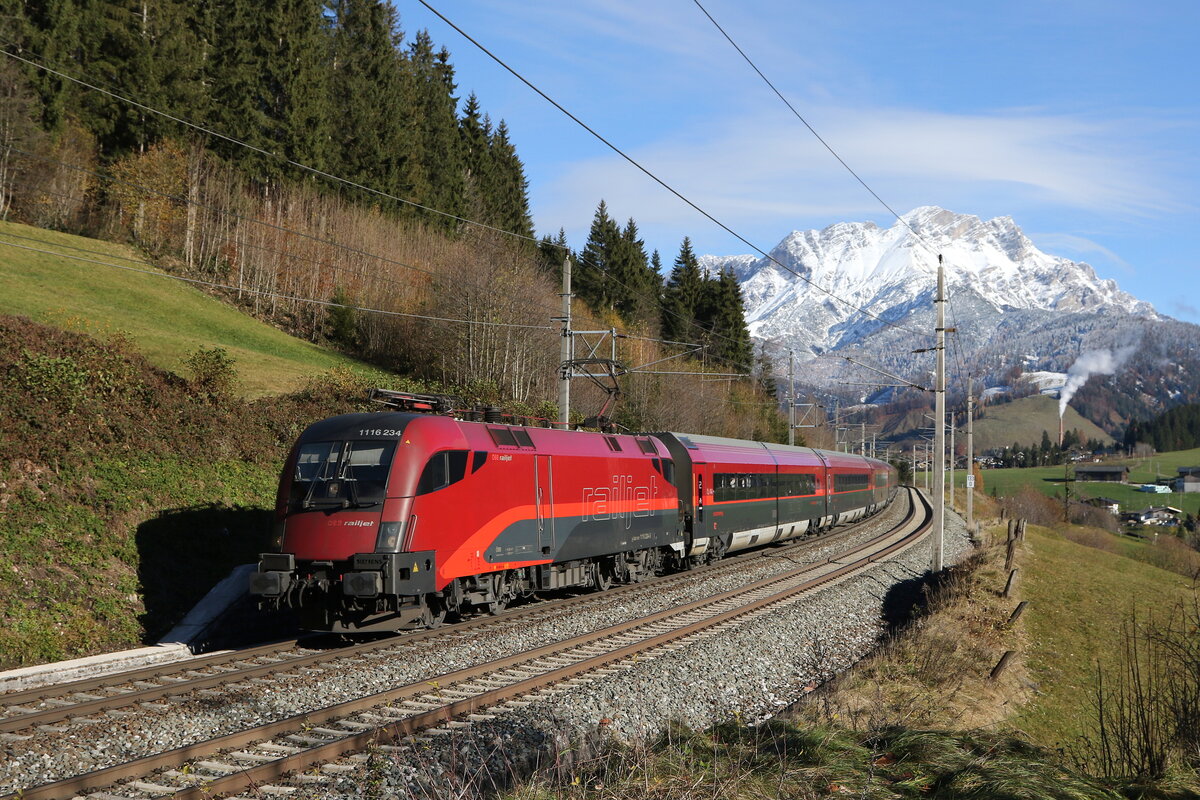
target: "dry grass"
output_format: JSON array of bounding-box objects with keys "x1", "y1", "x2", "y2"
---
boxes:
[{"x1": 785, "y1": 525, "x2": 1030, "y2": 734}]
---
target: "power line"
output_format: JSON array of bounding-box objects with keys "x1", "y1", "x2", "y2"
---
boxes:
[
  {"x1": 0, "y1": 46, "x2": 530, "y2": 245},
  {"x1": 0, "y1": 44, "x2": 758, "y2": 370},
  {"x1": 691, "y1": 0, "x2": 930, "y2": 246},
  {"x1": 415, "y1": 0, "x2": 930, "y2": 344},
  {"x1": 0, "y1": 236, "x2": 558, "y2": 332}
]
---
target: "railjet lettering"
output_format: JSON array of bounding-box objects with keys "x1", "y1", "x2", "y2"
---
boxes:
[{"x1": 582, "y1": 475, "x2": 657, "y2": 529}]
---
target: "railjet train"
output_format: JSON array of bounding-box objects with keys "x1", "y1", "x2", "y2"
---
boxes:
[{"x1": 250, "y1": 392, "x2": 898, "y2": 632}]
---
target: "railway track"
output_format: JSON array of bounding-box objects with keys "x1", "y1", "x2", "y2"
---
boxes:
[
  {"x1": 0, "y1": 496, "x2": 902, "y2": 737},
  {"x1": 3, "y1": 488, "x2": 930, "y2": 800}
]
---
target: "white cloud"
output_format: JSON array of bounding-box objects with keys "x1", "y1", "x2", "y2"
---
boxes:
[
  {"x1": 533, "y1": 105, "x2": 1183, "y2": 252},
  {"x1": 1026, "y1": 232, "x2": 1134, "y2": 274}
]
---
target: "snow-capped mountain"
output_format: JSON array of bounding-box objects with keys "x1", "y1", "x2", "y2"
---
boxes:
[
  {"x1": 699, "y1": 207, "x2": 1200, "y2": 429},
  {"x1": 699, "y1": 206, "x2": 1156, "y2": 358}
]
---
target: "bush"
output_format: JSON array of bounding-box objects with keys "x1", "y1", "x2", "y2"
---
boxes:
[{"x1": 184, "y1": 345, "x2": 239, "y2": 400}]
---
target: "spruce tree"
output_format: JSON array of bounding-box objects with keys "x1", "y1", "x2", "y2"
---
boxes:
[
  {"x1": 487, "y1": 119, "x2": 534, "y2": 239},
  {"x1": 705, "y1": 267, "x2": 753, "y2": 369},
  {"x1": 329, "y1": 0, "x2": 411, "y2": 205},
  {"x1": 537, "y1": 228, "x2": 570, "y2": 276},
  {"x1": 458, "y1": 92, "x2": 491, "y2": 218},
  {"x1": 262, "y1": 0, "x2": 333, "y2": 177},
  {"x1": 609, "y1": 218, "x2": 658, "y2": 327},
  {"x1": 661, "y1": 236, "x2": 704, "y2": 342},
  {"x1": 407, "y1": 34, "x2": 464, "y2": 227},
  {"x1": 576, "y1": 199, "x2": 620, "y2": 312},
  {"x1": 207, "y1": 0, "x2": 274, "y2": 177}
]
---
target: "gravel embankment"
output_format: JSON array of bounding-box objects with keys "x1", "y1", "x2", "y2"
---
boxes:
[
  {"x1": 0, "y1": 496, "x2": 940, "y2": 796},
  {"x1": 298, "y1": 505, "x2": 975, "y2": 799}
]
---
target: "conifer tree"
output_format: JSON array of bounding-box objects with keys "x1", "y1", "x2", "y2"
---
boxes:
[
  {"x1": 705, "y1": 267, "x2": 754, "y2": 369},
  {"x1": 609, "y1": 218, "x2": 658, "y2": 327},
  {"x1": 207, "y1": 0, "x2": 274, "y2": 177},
  {"x1": 262, "y1": 0, "x2": 333, "y2": 177},
  {"x1": 576, "y1": 199, "x2": 620, "y2": 311},
  {"x1": 487, "y1": 119, "x2": 534, "y2": 239},
  {"x1": 661, "y1": 236, "x2": 704, "y2": 342},
  {"x1": 329, "y1": 0, "x2": 411, "y2": 204},
  {"x1": 537, "y1": 228, "x2": 570, "y2": 276},
  {"x1": 407, "y1": 33, "x2": 465, "y2": 226},
  {"x1": 22, "y1": 0, "x2": 82, "y2": 132},
  {"x1": 458, "y1": 92, "x2": 492, "y2": 218}
]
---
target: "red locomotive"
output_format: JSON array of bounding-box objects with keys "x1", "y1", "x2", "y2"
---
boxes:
[{"x1": 250, "y1": 391, "x2": 898, "y2": 632}]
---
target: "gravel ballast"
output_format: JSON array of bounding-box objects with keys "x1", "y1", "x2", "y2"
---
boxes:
[{"x1": 0, "y1": 495, "x2": 965, "y2": 798}]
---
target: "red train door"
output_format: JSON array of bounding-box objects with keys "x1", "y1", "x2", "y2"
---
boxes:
[{"x1": 535, "y1": 454, "x2": 554, "y2": 555}]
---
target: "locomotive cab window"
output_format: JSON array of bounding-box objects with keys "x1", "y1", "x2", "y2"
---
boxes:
[
  {"x1": 290, "y1": 440, "x2": 396, "y2": 510},
  {"x1": 416, "y1": 450, "x2": 469, "y2": 495}
]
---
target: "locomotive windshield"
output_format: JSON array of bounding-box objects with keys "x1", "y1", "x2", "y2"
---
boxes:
[{"x1": 290, "y1": 440, "x2": 396, "y2": 511}]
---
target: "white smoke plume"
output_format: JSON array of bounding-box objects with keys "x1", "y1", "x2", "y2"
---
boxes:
[{"x1": 1058, "y1": 344, "x2": 1138, "y2": 417}]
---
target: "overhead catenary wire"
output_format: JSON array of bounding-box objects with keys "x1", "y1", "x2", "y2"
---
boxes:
[
  {"x1": 413, "y1": 1, "x2": 929, "y2": 344},
  {"x1": 693, "y1": 0, "x2": 982, "y2": 395},
  {"x1": 0, "y1": 236, "x2": 558, "y2": 331},
  {"x1": 0, "y1": 44, "x2": 758, "y2": 371}
]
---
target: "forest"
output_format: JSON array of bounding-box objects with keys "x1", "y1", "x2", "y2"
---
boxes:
[
  {"x1": 1124, "y1": 403, "x2": 1200, "y2": 453},
  {"x1": 0, "y1": 0, "x2": 780, "y2": 438}
]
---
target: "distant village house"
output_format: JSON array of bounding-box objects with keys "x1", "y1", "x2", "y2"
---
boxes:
[{"x1": 1075, "y1": 464, "x2": 1129, "y2": 483}]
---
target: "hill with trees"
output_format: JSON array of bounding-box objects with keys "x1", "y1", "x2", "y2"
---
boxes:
[{"x1": 0, "y1": 0, "x2": 778, "y2": 437}]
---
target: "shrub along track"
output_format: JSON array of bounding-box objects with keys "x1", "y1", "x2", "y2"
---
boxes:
[{"x1": 2, "y1": 489, "x2": 928, "y2": 800}]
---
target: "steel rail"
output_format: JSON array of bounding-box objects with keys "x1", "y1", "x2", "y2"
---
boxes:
[
  {"x1": 0, "y1": 500, "x2": 897, "y2": 733},
  {"x1": 5, "y1": 489, "x2": 928, "y2": 800}
]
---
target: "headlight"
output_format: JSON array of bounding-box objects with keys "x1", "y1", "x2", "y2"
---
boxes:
[
  {"x1": 375, "y1": 521, "x2": 404, "y2": 553},
  {"x1": 270, "y1": 521, "x2": 285, "y2": 551}
]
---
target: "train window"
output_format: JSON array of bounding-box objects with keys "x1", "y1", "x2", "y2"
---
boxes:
[
  {"x1": 604, "y1": 436, "x2": 622, "y2": 452},
  {"x1": 416, "y1": 450, "x2": 469, "y2": 495},
  {"x1": 834, "y1": 473, "x2": 870, "y2": 492},
  {"x1": 662, "y1": 459, "x2": 675, "y2": 484},
  {"x1": 472, "y1": 451, "x2": 487, "y2": 473},
  {"x1": 291, "y1": 440, "x2": 396, "y2": 510},
  {"x1": 636, "y1": 438, "x2": 657, "y2": 455},
  {"x1": 512, "y1": 429, "x2": 535, "y2": 448},
  {"x1": 778, "y1": 473, "x2": 816, "y2": 497},
  {"x1": 488, "y1": 427, "x2": 518, "y2": 447}
]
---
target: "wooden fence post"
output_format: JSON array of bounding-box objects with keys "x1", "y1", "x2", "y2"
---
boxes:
[
  {"x1": 1003, "y1": 568, "x2": 1019, "y2": 598},
  {"x1": 1006, "y1": 601, "x2": 1029, "y2": 627},
  {"x1": 990, "y1": 650, "x2": 1016, "y2": 680}
]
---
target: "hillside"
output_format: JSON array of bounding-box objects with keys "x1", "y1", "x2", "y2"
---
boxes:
[
  {"x1": 0, "y1": 220, "x2": 381, "y2": 397},
  {"x1": 0, "y1": 313, "x2": 396, "y2": 667},
  {"x1": 972, "y1": 394, "x2": 1112, "y2": 452}
]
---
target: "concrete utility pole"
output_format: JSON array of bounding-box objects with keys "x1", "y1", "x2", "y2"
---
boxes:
[
  {"x1": 861, "y1": 422, "x2": 866, "y2": 455},
  {"x1": 966, "y1": 382, "x2": 975, "y2": 534},
  {"x1": 949, "y1": 413, "x2": 956, "y2": 511},
  {"x1": 932, "y1": 255, "x2": 946, "y2": 572},
  {"x1": 557, "y1": 257, "x2": 572, "y2": 428},
  {"x1": 788, "y1": 351, "x2": 795, "y2": 446}
]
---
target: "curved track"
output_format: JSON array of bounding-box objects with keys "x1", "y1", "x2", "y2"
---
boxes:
[
  {"x1": 0, "y1": 497, "x2": 903, "y2": 735},
  {"x1": 3, "y1": 489, "x2": 929, "y2": 800}
]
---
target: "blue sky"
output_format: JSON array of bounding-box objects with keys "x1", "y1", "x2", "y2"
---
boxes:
[{"x1": 402, "y1": 1, "x2": 1199, "y2": 323}]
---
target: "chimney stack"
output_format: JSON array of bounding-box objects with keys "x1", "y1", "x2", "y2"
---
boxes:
[{"x1": 1059, "y1": 415, "x2": 1064, "y2": 447}]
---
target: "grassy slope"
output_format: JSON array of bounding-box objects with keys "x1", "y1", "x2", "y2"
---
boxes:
[
  {"x1": 0, "y1": 220, "x2": 381, "y2": 396},
  {"x1": 975, "y1": 447, "x2": 1200, "y2": 516},
  {"x1": 1013, "y1": 523, "x2": 1196, "y2": 749},
  {"x1": 973, "y1": 394, "x2": 1112, "y2": 452}
]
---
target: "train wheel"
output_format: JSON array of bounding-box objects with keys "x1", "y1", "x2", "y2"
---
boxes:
[
  {"x1": 590, "y1": 560, "x2": 612, "y2": 592},
  {"x1": 422, "y1": 595, "x2": 447, "y2": 628},
  {"x1": 486, "y1": 572, "x2": 512, "y2": 615}
]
